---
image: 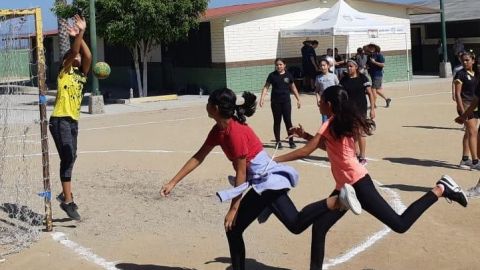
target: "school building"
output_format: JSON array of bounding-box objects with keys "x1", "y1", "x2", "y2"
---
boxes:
[
  {"x1": 42, "y1": 0, "x2": 433, "y2": 96},
  {"x1": 410, "y1": 0, "x2": 480, "y2": 75}
]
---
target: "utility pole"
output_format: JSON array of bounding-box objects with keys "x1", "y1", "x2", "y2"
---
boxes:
[
  {"x1": 439, "y1": 0, "x2": 451, "y2": 78},
  {"x1": 88, "y1": 0, "x2": 104, "y2": 113}
]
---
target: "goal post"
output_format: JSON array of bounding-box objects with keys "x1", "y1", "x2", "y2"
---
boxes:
[{"x1": 0, "y1": 7, "x2": 52, "y2": 239}]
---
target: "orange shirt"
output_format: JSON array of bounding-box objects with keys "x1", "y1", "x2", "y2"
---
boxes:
[{"x1": 318, "y1": 118, "x2": 368, "y2": 190}]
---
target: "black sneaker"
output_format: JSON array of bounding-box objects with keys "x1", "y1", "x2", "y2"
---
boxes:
[
  {"x1": 56, "y1": 193, "x2": 78, "y2": 210},
  {"x1": 289, "y1": 141, "x2": 296, "y2": 149},
  {"x1": 275, "y1": 142, "x2": 283, "y2": 150},
  {"x1": 385, "y1": 98, "x2": 392, "y2": 108},
  {"x1": 436, "y1": 175, "x2": 468, "y2": 207},
  {"x1": 60, "y1": 202, "x2": 81, "y2": 220}
]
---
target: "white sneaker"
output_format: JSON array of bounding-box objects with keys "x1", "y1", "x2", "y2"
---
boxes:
[
  {"x1": 466, "y1": 186, "x2": 480, "y2": 198},
  {"x1": 339, "y1": 183, "x2": 362, "y2": 215},
  {"x1": 471, "y1": 162, "x2": 480, "y2": 171},
  {"x1": 459, "y1": 159, "x2": 472, "y2": 169}
]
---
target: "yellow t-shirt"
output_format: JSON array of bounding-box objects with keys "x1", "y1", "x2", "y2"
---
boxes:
[{"x1": 52, "y1": 66, "x2": 87, "y2": 121}]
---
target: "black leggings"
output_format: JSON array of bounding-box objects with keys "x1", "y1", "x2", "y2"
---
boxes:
[
  {"x1": 270, "y1": 101, "x2": 293, "y2": 143},
  {"x1": 49, "y1": 117, "x2": 78, "y2": 182},
  {"x1": 226, "y1": 188, "x2": 331, "y2": 270},
  {"x1": 310, "y1": 174, "x2": 438, "y2": 269}
]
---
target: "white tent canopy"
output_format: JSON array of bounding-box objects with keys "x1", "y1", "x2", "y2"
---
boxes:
[
  {"x1": 280, "y1": 0, "x2": 407, "y2": 37},
  {"x1": 279, "y1": 0, "x2": 411, "y2": 90}
]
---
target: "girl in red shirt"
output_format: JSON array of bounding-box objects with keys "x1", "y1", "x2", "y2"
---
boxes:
[
  {"x1": 161, "y1": 88, "x2": 360, "y2": 270},
  {"x1": 275, "y1": 85, "x2": 468, "y2": 269}
]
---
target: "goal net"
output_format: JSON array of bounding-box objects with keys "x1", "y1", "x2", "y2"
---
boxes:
[{"x1": 0, "y1": 8, "x2": 51, "y2": 256}]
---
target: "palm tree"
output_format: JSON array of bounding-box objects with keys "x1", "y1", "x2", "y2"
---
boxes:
[{"x1": 56, "y1": 0, "x2": 70, "y2": 58}]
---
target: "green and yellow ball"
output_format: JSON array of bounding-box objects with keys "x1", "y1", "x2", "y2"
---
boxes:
[{"x1": 93, "y1": 62, "x2": 111, "y2": 79}]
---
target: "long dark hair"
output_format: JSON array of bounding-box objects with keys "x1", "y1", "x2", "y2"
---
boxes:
[
  {"x1": 321, "y1": 85, "x2": 375, "y2": 138},
  {"x1": 462, "y1": 50, "x2": 479, "y2": 75},
  {"x1": 208, "y1": 88, "x2": 257, "y2": 124}
]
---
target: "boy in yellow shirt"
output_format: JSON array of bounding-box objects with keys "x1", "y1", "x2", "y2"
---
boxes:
[{"x1": 49, "y1": 14, "x2": 91, "y2": 220}]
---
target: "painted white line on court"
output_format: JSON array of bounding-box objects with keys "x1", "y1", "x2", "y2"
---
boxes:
[
  {"x1": 393, "y1": 91, "x2": 449, "y2": 100},
  {"x1": 323, "y1": 179, "x2": 407, "y2": 269},
  {"x1": 1, "y1": 116, "x2": 205, "y2": 139},
  {"x1": 302, "y1": 91, "x2": 450, "y2": 108},
  {"x1": 51, "y1": 232, "x2": 119, "y2": 270},
  {"x1": 81, "y1": 116, "x2": 205, "y2": 132},
  {"x1": 5, "y1": 149, "x2": 224, "y2": 158}
]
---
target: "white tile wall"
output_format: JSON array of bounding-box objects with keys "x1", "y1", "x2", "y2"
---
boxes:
[{"x1": 217, "y1": 0, "x2": 411, "y2": 63}]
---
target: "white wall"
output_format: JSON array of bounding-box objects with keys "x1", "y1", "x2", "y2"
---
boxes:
[
  {"x1": 211, "y1": 20, "x2": 226, "y2": 63},
  {"x1": 222, "y1": 0, "x2": 411, "y2": 63}
]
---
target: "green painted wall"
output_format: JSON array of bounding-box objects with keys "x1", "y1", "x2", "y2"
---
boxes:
[
  {"x1": 383, "y1": 54, "x2": 412, "y2": 82},
  {"x1": 226, "y1": 65, "x2": 274, "y2": 93},
  {"x1": 224, "y1": 54, "x2": 411, "y2": 93}
]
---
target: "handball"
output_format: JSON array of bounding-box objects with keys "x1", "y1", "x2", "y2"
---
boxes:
[{"x1": 93, "y1": 62, "x2": 111, "y2": 79}]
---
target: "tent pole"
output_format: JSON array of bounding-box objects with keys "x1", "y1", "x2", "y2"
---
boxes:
[
  {"x1": 332, "y1": 34, "x2": 336, "y2": 74},
  {"x1": 405, "y1": 32, "x2": 411, "y2": 92}
]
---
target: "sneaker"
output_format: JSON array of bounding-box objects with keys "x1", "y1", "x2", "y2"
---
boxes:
[
  {"x1": 470, "y1": 162, "x2": 480, "y2": 171},
  {"x1": 358, "y1": 157, "x2": 368, "y2": 166},
  {"x1": 385, "y1": 98, "x2": 392, "y2": 108},
  {"x1": 60, "y1": 202, "x2": 81, "y2": 220},
  {"x1": 289, "y1": 141, "x2": 297, "y2": 149},
  {"x1": 436, "y1": 175, "x2": 468, "y2": 207},
  {"x1": 56, "y1": 193, "x2": 78, "y2": 210},
  {"x1": 466, "y1": 186, "x2": 480, "y2": 198},
  {"x1": 459, "y1": 159, "x2": 472, "y2": 169},
  {"x1": 275, "y1": 142, "x2": 283, "y2": 150},
  {"x1": 339, "y1": 183, "x2": 362, "y2": 215}
]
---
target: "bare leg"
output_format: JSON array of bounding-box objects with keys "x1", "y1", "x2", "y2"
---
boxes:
[
  {"x1": 62, "y1": 182, "x2": 73, "y2": 203},
  {"x1": 465, "y1": 118, "x2": 478, "y2": 160}
]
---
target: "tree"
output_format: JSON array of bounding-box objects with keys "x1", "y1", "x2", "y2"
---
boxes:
[{"x1": 53, "y1": 0, "x2": 208, "y2": 97}]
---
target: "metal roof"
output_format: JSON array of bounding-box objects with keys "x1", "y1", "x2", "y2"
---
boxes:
[{"x1": 410, "y1": 0, "x2": 480, "y2": 24}]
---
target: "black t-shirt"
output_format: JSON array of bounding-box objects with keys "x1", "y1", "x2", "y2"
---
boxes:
[
  {"x1": 302, "y1": 46, "x2": 317, "y2": 70},
  {"x1": 340, "y1": 74, "x2": 371, "y2": 112},
  {"x1": 454, "y1": 69, "x2": 479, "y2": 102},
  {"x1": 267, "y1": 71, "x2": 294, "y2": 103}
]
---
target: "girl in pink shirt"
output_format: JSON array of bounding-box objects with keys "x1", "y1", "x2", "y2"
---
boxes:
[{"x1": 275, "y1": 85, "x2": 468, "y2": 269}]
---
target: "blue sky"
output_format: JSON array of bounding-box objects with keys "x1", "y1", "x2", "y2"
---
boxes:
[{"x1": 0, "y1": 0, "x2": 417, "y2": 31}]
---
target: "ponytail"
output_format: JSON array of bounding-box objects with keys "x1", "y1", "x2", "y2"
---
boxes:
[
  {"x1": 322, "y1": 85, "x2": 375, "y2": 139},
  {"x1": 235, "y1": 91, "x2": 257, "y2": 123}
]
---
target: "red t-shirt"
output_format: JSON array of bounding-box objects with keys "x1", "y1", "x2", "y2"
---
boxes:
[{"x1": 205, "y1": 119, "x2": 263, "y2": 165}]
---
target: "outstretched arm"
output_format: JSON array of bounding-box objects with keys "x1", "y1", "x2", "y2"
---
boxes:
[
  {"x1": 224, "y1": 157, "x2": 247, "y2": 231},
  {"x1": 80, "y1": 40, "x2": 92, "y2": 75},
  {"x1": 160, "y1": 142, "x2": 214, "y2": 197},
  {"x1": 62, "y1": 15, "x2": 87, "y2": 71},
  {"x1": 274, "y1": 132, "x2": 322, "y2": 163}
]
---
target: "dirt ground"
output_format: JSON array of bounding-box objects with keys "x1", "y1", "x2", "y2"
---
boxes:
[{"x1": 1, "y1": 76, "x2": 479, "y2": 270}]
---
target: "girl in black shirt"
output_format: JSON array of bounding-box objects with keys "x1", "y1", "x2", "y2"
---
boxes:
[{"x1": 260, "y1": 58, "x2": 301, "y2": 149}]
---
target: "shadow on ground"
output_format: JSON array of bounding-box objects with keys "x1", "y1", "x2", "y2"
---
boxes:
[
  {"x1": 402, "y1": 125, "x2": 462, "y2": 131},
  {"x1": 205, "y1": 257, "x2": 291, "y2": 270},
  {"x1": 381, "y1": 184, "x2": 432, "y2": 193},
  {"x1": 383, "y1": 157, "x2": 459, "y2": 170},
  {"x1": 116, "y1": 263, "x2": 196, "y2": 270}
]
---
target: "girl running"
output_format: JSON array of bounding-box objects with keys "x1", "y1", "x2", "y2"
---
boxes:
[
  {"x1": 453, "y1": 51, "x2": 480, "y2": 170},
  {"x1": 49, "y1": 15, "x2": 91, "y2": 221},
  {"x1": 160, "y1": 88, "x2": 360, "y2": 270},
  {"x1": 275, "y1": 85, "x2": 468, "y2": 269},
  {"x1": 315, "y1": 58, "x2": 338, "y2": 123},
  {"x1": 260, "y1": 58, "x2": 301, "y2": 149},
  {"x1": 340, "y1": 60, "x2": 375, "y2": 165}
]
